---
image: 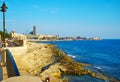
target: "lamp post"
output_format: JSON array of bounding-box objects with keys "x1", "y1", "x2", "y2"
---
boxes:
[{"x1": 1, "y1": 1, "x2": 7, "y2": 46}]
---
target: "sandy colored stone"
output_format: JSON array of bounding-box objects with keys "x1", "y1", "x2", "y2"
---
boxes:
[
  {"x1": 1, "y1": 75, "x2": 42, "y2": 82},
  {"x1": 8, "y1": 42, "x2": 64, "y2": 82}
]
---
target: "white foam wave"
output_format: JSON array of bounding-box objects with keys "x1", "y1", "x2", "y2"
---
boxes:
[
  {"x1": 94, "y1": 66, "x2": 102, "y2": 70},
  {"x1": 68, "y1": 54, "x2": 76, "y2": 59}
]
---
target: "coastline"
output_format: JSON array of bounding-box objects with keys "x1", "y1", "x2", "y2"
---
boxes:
[
  {"x1": 27, "y1": 38, "x2": 102, "y2": 42},
  {"x1": 3, "y1": 41, "x2": 119, "y2": 82}
]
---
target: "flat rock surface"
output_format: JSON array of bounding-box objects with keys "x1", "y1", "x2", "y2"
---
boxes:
[{"x1": 1, "y1": 76, "x2": 43, "y2": 82}]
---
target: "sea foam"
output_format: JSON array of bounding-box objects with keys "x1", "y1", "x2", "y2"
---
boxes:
[
  {"x1": 68, "y1": 54, "x2": 76, "y2": 59},
  {"x1": 94, "y1": 66, "x2": 102, "y2": 70}
]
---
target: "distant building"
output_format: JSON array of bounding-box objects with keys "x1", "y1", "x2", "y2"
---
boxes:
[
  {"x1": 10, "y1": 31, "x2": 26, "y2": 40},
  {"x1": 29, "y1": 31, "x2": 33, "y2": 35},
  {"x1": 33, "y1": 26, "x2": 37, "y2": 35}
]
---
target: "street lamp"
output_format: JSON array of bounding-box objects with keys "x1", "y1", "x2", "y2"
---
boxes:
[{"x1": 1, "y1": 1, "x2": 8, "y2": 46}]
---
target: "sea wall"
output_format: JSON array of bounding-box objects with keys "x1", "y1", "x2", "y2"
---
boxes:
[{"x1": 8, "y1": 46, "x2": 27, "y2": 55}]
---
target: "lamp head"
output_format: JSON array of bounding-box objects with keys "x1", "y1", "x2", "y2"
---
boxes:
[{"x1": 1, "y1": 1, "x2": 8, "y2": 12}]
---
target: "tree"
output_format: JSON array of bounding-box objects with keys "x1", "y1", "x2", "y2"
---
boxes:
[{"x1": 0, "y1": 30, "x2": 10, "y2": 40}]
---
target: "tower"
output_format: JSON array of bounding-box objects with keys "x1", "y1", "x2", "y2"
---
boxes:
[{"x1": 33, "y1": 26, "x2": 37, "y2": 35}]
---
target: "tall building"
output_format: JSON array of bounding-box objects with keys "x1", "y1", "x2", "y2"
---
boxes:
[{"x1": 33, "y1": 26, "x2": 37, "y2": 35}]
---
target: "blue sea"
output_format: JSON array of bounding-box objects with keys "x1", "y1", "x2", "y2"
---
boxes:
[{"x1": 39, "y1": 39, "x2": 120, "y2": 82}]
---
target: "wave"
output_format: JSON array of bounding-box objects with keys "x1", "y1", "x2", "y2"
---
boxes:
[
  {"x1": 94, "y1": 66, "x2": 102, "y2": 70},
  {"x1": 68, "y1": 54, "x2": 76, "y2": 59}
]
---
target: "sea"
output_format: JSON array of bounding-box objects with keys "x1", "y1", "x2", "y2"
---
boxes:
[{"x1": 39, "y1": 39, "x2": 120, "y2": 82}]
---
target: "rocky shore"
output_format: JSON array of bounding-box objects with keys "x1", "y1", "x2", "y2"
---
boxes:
[
  {"x1": 5, "y1": 42, "x2": 119, "y2": 82},
  {"x1": 6, "y1": 42, "x2": 106, "y2": 82}
]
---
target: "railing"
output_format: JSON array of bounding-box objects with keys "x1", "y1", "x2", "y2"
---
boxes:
[{"x1": 6, "y1": 49, "x2": 20, "y2": 77}]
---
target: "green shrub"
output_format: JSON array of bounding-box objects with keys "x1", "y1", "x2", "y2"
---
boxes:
[{"x1": 0, "y1": 30, "x2": 10, "y2": 40}]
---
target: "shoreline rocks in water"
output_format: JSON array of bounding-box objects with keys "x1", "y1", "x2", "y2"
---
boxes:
[
  {"x1": 52, "y1": 48, "x2": 107, "y2": 80},
  {"x1": 8, "y1": 42, "x2": 119, "y2": 82}
]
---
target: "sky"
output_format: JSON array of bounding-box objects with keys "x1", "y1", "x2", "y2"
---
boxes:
[{"x1": 0, "y1": 0, "x2": 120, "y2": 39}]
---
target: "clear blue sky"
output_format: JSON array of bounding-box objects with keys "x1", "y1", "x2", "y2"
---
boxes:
[{"x1": 0, "y1": 0, "x2": 120, "y2": 39}]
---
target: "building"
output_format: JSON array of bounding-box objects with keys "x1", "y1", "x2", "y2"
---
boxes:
[
  {"x1": 33, "y1": 26, "x2": 37, "y2": 35},
  {"x1": 10, "y1": 31, "x2": 26, "y2": 40}
]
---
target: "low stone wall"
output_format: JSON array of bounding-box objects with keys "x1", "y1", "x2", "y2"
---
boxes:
[
  {"x1": 14, "y1": 40, "x2": 26, "y2": 46},
  {"x1": 6, "y1": 50, "x2": 20, "y2": 78},
  {"x1": 8, "y1": 46, "x2": 27, "y2": 55}
]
